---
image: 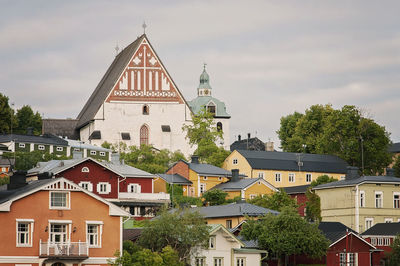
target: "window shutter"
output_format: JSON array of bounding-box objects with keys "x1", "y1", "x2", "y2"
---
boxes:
[
  {"x1": 96, "y1": 183, "x2": 100, "y2": 193},
  {"x1": 88, "y1": 183, "x2": 93, "y2": 192},
  {"x1": 137, "y1": 184, "x2": 141, "y2": 193},
  {"x1": 355, "y1": 253, "x2": 358, "y2": 266},
  {"x1": 107, "y1": 183, "x2": 112, "y2": 193}
]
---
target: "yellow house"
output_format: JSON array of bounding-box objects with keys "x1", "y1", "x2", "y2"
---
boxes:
[
  {"x1": 212, "y1": 169, "x2": 277, "y2": 200},
  {"x1": 166, "y1": 156, "x2": 231, "y2": 197},
  {"x1": 223, "y1": 150, "x2": 347, "y2": 188},
  {"x1": 314, "y1": 167, "x2": 400, "y2": 233},
  {"x1": 154, "y1": 173, "x2": 192, "y2": 194}
]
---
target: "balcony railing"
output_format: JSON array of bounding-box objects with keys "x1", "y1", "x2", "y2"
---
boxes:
[
  {"x1": 118, "y1": 192, "x2": 170, "y2": 201},
  {"x1": 39, "y1": 240, "x2": 89, "y2": 258}
]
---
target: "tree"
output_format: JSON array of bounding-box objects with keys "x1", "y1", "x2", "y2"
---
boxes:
[
  {"x1": 3, "y1": 151, "x2": 70, "y2": 171},
  {"x1": 310, "y1": 174, "x2": 338, "y2": 187},
  {"x1": 0, "y1": 93, "x2": 16, "y2": 134},
  {"x1": 182, "y1": 108, "x2": 229, "y2": 167},
  {"x1": 393, "y1": 156, "x2": 400, "y2": 178},
  {"x1": 248, "y1": 190, "x2": 297, "y2": 212},
  {"x1": 15, "y1": 105, "x2": 42, "y2": 135},
  {"x1": 277, "y1": 104, "x2": 392, "y2": 175},
  {"x1": 388, "y1": 234, "x2": 400, "y2": 266},
  {"x1": 241, "y1": 207, "x2": 329, "y2": 266},
  {"x1": 137, "y1": 208, "x2": 209, "y2": 262},
  {"x1": 202, "y1": 189, "x2": 227, "y2": 206}
]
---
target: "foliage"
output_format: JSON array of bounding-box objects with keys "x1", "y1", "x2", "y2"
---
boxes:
[
  {"x1": 14, "y1": 105, "x2": 42, "y2": 135},
  {"x1": 241, "y1": 207, "x2": 329, "y2": 266},
  {"x1": 248, "y1": 190, "x2": 297, "y2": 212},
  {"x1": 182, "y1": 108, "x2": 229, "y2": 167},
  {"x1": 0, "y1": 177, "x2": 10, "y2": 186},
  {"x1": 277, "y1": 104, "x2": 392, "y2": 175},
  {"x1": 202, "y1": 189, "x2": 227, "y2": 206},
  {"x1": 0, "y1": 93, "x2": 16, "y2": 134},
  {"x1": 393, "y1": 156, "x2": 400, "y2": 178},
  {"x1": 310, "y1": 175, "x2": 338, "y2": 187},
  {"x1": 3, "y1": 151, "x2": 70, "y2": 171},
  {"x1": 172, "y1": 195, "x2": 203, "y2": 207},
  {"x1": 101, "y1": 141, "x2": 113, "y2": 150},
  {"x1": 387, "y1": 234, "x2": 400, "y2": 266},
  {"x1": 226, "y1": 196, "x2": 243, "y2": 204},
  {"x1": 121, "y1": 144, "x2": 186, "y2": 174},
  {"x1": 137, "y1": 208, "x2": 209, "y2": 262}
]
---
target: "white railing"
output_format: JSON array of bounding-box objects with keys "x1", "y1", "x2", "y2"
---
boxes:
[
  {"x1": 39, "y1": 240, "x2": 89, "y2": 257},
  {"x1": 118, "y1": 192, "x2": 170, "y2": 201}
]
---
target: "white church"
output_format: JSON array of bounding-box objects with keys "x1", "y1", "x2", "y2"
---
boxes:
[{"x1": 75, "y1": 33, "x2": 230, "y2": 156}]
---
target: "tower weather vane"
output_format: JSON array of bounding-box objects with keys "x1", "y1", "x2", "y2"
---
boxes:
[{"x1": 142, "y1": 21, "x2": 147, "y2": 34}]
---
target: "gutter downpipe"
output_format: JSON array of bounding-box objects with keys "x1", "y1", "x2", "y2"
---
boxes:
[{"x1": 355, "y1": 184, "x2": 359, "y2": 233}]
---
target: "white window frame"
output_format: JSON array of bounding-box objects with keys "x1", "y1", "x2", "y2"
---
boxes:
[
  {"x1": 56, "y1": 146, "x2": 63, "y2": 152},
  {"x1": 306, "y1": 173, "x2": 312, "y2": 183},
  {"x1": 258, "y1": 172, "x2": 264, "y2": 178},
  {"x1": 16, "y1": 219, "x2": 34, "y2": 247},
  {"x1": 365, "y1": 218, "x2": 374, "y2": 230},
  {"x1": 90, "y1": 150, "x2": 97, "y2": 155},
  {"x1": 232, "y1": 158, "x2": 238, "y2": 165},
  {"x1": 384, "y1": 238, "x2": 391, "y2": 246},
  {"x1": 236, "y1": 257, "x2": 246, "y2": 266},
  {"x1": 394, "y1": 192, "x2": 400, "y2": 208},
  {"x1": 1, "y1": 167, "x2": 6, "y2": 172},
  {"x1": 38, "y1": 145, "x2": 45, "y2": 151},
  {"x1": 79, "y1": 181, "x2": 93, "y2": 192},
  {"x1": 203, "y1": 176, "x2": 208, "y2": 180},
  {"x1": 86, "y1": 221, "x2": 103, "y2": 248},
  {"x1": 360, "y1": 191, "x2": 365, "y2": 207},
  {"x1": 377, "y1": 238, "x2": 383, "y2": 246},
  {"x1": 250, "y1": 194, "x2": 257, "y2": 200},
  {"x1": 200, "y1": 183, "x2": 206, "y2": 194},
  {"x1": 49, "y1": 191, "x2": 70, "y2": 210},
  {"x1": 97, "y1": 182, "x2": 110, "y2": 194},
  {"x1": 289, "y1": 173, "x2": 295, "y2": 183},
  {"x1": 371, "y1": 237, "x2": 377, "y2": 245},
  {"x1": 385, "y1": 218, "x2": 393, "y2": 223},
  {"x1": 214, "y1": 257, "x2": 223, "y2": 266},
  {"x1": 74, "y1": 148, "x2": 80, "y2": 151},
  {"x1": 209, "y1": 235, "x2": 216, "y2": 249},
  {"x1": 49, "y1": 222, "x2": 69, "y2": 244},
  {"x1": 128, "y1": 183, "x2": 141, "y2": 193},
  {"x1": 18, "y1": 143, "x2": 25, "y2": 148},
  {"x1": 195, "y1": 257, "x2": 206, "y2": 266},
  {"x1": 218, "y1": 177, "x2": 222, "y2": 181},
  {"x1": 99, "y1": 151, "x2": 106, "y2": 156},
  {"x1": 81, "y1": 167, "x2": 89, "y2": 173},
  {"x1": 275, "y1": 173, "x2": 281, "y2": 182},
  {"x1": 375, "y1": 191, "x2": 383, "y2": 208}
]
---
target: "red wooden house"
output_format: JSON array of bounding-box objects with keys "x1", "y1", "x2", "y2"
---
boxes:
[{"x1": 283, "y1": 184, "x2": 309, "y2": 217}]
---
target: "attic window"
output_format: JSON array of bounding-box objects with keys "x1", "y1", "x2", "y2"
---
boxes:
[
  {"x1": 143, "y1": 105, "x2": 149, "y2": 115},
  {"x1": 82, "y1": 167, "x2": 90, "y2": 173},
  {"x1": 121, "y1": 132, "x2": 131, "y2": 140},
  {"x1": 89, "y1": 130, "x2": 101, "y2": 140},
  {"x1": 161, "y1": 125, "x2": 171, "y2": 132},
  {"x1": 207, "y1": 102, "x2": 216, "y2": 115}
]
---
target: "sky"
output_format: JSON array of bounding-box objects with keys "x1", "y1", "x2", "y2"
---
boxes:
[{"x1": 1, "y1": 0, "x2": 400, "y2": 149}]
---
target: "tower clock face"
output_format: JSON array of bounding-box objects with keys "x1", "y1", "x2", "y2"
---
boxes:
[{"x1": 204, "y1": 89, "x2": 209, "y2": 95}]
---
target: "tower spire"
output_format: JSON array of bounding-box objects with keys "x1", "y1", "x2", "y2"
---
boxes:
[
  {"x1": 198, "y1": 64, "x2": 212, "y2": 96},
  {"x1": 142, "y1": 21, "x2": 147, "y2": 34}
]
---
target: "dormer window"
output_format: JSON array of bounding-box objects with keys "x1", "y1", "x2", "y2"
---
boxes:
[
  {"x1": 207, "y1": 102, "x2": 216, "y2": 115},
  {"x1": 143, "y1": 105, "x2": 149, "y2": 115},
  {"x1": 82, "y1": 167, "x2": 89, "y2": 173}
]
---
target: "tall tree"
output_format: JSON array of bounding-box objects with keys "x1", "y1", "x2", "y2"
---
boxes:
[
  {"x1": 0, "y1": 93, "x2": 16, "y2": 134},
  {"x1": 202, "y1": 189, "x2": 228, "y2": 206},
  {"x1": 15, "y1": 105, "x2": 42, "y2": 135},
  {"x1": 248, "y1": 190, "x2": 297, "y2": 212},
  {"x1": 277, "y1": 104, "x2": 392, "y2": 175},
  {"x1": 241, "y1": 207, "x2": 329, "y2": 266},
  {"x1": 388, "y1": 234, "x2": 400, "y2": 266}
]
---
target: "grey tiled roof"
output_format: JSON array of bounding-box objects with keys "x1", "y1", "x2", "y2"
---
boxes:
[
  {"x1": 189, "y1": 202, "x2": 279, "y2": 218},
  {"x1": 283, "y1": 185, "x2": 310, "y2": 194},
  {"x1": 237, "y1": 150, "x2": 348, "y2": 173},
  {"x1": 313, "y1": 175, "x2": 400, "y2": 190},
  {"x1": 318, "y1": 222, "x2": 357, "y2": 244},
  {"x1": 188, "y1": 162, "x2": 231, "y2": 176},
  {"x1": 212, "y1": 178, "x2": 263, "y2": 191},
  {"x1": 76, "y1": 35, "x2": 145, "y2": 129},
  {"x1": 156, "y1": 174, "x2": 192, "y2": 185},
  {"x1": 361, "y1": 223, "x2": 400, "y2": 236},
  {"x1": 389, "y1": 142, "x2": 400, "y2": 153},
  {"x1": 0, "y1": 134, "x2": 68, "y2": 146},
  {"x1": 0, "y1": 178, "x2": 55, "y2": 204},
  {"x1": 236, "y1": 235, "x2": 259, "y2": 248},
  {"x1": 42, "y1": 119, "x2": 79, "y2": 140},
  {"x1": 230, "y1": 137, "x2": 266, "y2": 152}
]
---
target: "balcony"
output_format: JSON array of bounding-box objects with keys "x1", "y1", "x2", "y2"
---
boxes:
[
  {"x1": 118, "y1": 192, "x2": 170, "y2": 201},
  {"x1": 39, "y1": 240, "x2": 89, "y2": 259}
]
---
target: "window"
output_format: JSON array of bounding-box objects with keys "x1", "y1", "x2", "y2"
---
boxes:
[
  {"x1": 100, "y1": 151, "x2": 106, "y2": 156},
  {"x1": 195, "y1": 257, "x2": 205, "y2": 266},
  {"x1": 50, "y1": 192, "x2": 69, "y2": 209},
  {"x1": 209, "y1": 236, "x2": 216, "y2": 249},
  {"x1": 340, "y1": 253, "x2": 355, "y2": 266},
  {"x1": 394, "y1": 193, "x2": 400, "y2": 208},
  {"x1": 236, "y1": 258, "x2": 245, "y2": 266},
  {"x1": 97, "y1": 182, "x2": 110, "y2": 194},
  {"x1": 38, "y1": 145, "x2": 45, "y2": 150},
  {"x1": 306, "y1": 173, "x2": 312, "y2": 183},
  {"x1": 203, "y1": 176, "x2": 208, "y2": 180},
  {"x1": 74, "y1": 148, "x2": 80, "y2": 151},
  {"x1": 216, "y1": 122, "x2": 222, "y2": 132},
  {"x1": 121, "y1": 132, "x2": 131, "y2": 140},
  {"x1": 128, "y1": 184, "x2": 141, "y2": 193},
  {"x1": 214, "y1": 258, "x2": 223, "y2": 266},
  {"x1": 81, "y1": 167, "x2": 89, "y2": 173},
  {"x1": 365, "y1": 218, "x2": 374, "y2": 230},
  {"x1": 371, "y1": 237, "x2": 377, "y2": 245},
  {"x1": 140, "y1": 125, "x2": 149, "y2": 145},
  {"x1": 384, "y1": 238, "x2": 391, "y2": 246},
  {"x1": 142, "y1": 105, "x2": 149, "y2": 115},
  {"x1": 16, "y1": 220, "x2": 34, "y2": 247},
  {"x1": 340, "y1": 175, "x2": 345, "y2": 180},
  {"x1": 377, "y1": 238, "x2": 383, "y2": 246},
  {"x1": 86, "y1": 222, "x2": 102, "y2": 248},
  {"x1": 385, "y1": 218, "x2": 393, "y2": 223},
  {"x1": 207, "y1": 102, "x2": 216, "y2": 115},
  {"x1": 360, "y1": 191, "x2": 365, "y2": 207},
  {"x1": 50, "y1": 224, "x2": 67, "y2": 243},
  {"x1": 275, "y1": 173, "x2": 281, "y2": 182},
  {"x1": 233, "y1": 158, "x2": 238, "y2": 165},
  {"x1": 226, "y1": 220, "x2": 232, "y2": 229},
  {"x1": 90, "y1": 150, "x2": 97, "y2": 155},
  {"x1": 258, "y1": 172, "x2": 264, "y2": 178},
  {"x1": 200, "y1": 183, "x2": 206, "y2": 194},
  {"x1": 375, "y1": 192, "x2": 383, "y2": 208},
  {"x1": 79, "y1": 182, "x2": 93, "y2": 192},
  {"x1": 56, "y1": 147, "x2": 63, "y2": 152},
  {"x1": 1, "y1": 167, "x2": 6, "y2": 172},
  {"x1": 19, "y1": 143, "x2": 25, "y2": 148},
  {"x1": 218, "y1": 177, "x2": 222, "y2": 181},
  {"x1": 289, "y1": 173, "x2": 295, "y2": 183},
  {"x1": 250, "y1": 194, "x2": 257, "y2": 200}
]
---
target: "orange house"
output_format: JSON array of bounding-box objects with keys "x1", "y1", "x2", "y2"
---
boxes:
[{"x1": 0, "y1": 177, "x2": 129, "y2": 266}]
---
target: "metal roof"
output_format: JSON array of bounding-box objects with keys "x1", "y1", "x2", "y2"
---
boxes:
[
  {"x1": 237, "y1": 150, "x2": 348, "y2": 173},
  {"x1": 66, "y1": 139, "x2": 111, "y2": 152},
  {"x1": 283, "y1": 185, "x2": 310, "y2": 194},
  {"x1": 212, "y1": 178, "x2": 275, "y2": 191},
  {"x1": 156, "y1": 174, "x2": 192, "y2": 185},
  {"x1": 0, "y1": 134, "x2": 68, "y2": 146},
  {"x1": 0, "y1": 178, "x2": 54, "y2": 204},
  {"x1": 389, "y1": 142, "x2": 400, "y2": 153},
  {"x1": 188, "y1": 96, "x2": 230, "y2": 118},
  {"x1": 188, "y1": 162, "x2": 232, "y2": 176},
  {"x1": 361, "y1": 222, "x2": 400, "y2": 237},
  {"x1": 318, "y1": 222, "x2": 357, "y2": 243},
  {"x1": 313, "y1": 175, "x2": 400, "y2": 190}
]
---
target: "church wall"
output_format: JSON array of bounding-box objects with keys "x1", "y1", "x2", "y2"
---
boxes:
[{"x1": 214, "y1": 117, "x2": 230, "y2": 150}]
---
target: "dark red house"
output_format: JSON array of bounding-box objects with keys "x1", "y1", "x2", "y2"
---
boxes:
[
  {"x1": 27, "y1": 156, "x2": 170, "y2": 219},
  {"x1": 283, "y1": 184, "x2": 309, "y2": 217}
]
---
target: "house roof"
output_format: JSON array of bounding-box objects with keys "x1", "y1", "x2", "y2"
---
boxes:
[
  {"x1": 212, "y1": 177, "x2": 277, "y2": 192},
  {"x1": 313, "y1": 175, "x2": 400, "y2": 190},
  {"x1": 42, "y1": 118, "x2": 79, "y2": 140},
  {"x1": 208, "y1": 224, "x2": 244, "y2": 247},
  {"x1": 283, "y1": 184, "x2": 310, "y2": 194},
  {"x1": 188, "y1": 96, "x2": 230, "y2": 118},
  {"x1": 188, "y1": 202, "x2": 279, "y2": 219},
  {"x1": 230, "y1": 137, "x2": 266, "y2": 152},
  {"x1": 123, "y1": 228, "x2": 143, "y2": 241},
  {"x1": 0, "y1": 134, "x2": 68, "y2": 146},
  {"x1": 0, "y1": 157, "x2": 14, "y2": 167},
  {"x1": 236, "y1": 150, "x2": 348, "y2": 174},
  {"x1": 361, "y1": 222, "x2": 400, "y2": 237},
  {"x1": 186, "y1": 161, "x2": 232, "y2": 176},
  {"x1": 156, "y1": 174, "x2": 192, "y2": 185},
  {"x1": 389, "y1": 142, "x2": 400, "y2": 153},
  {"x1": 66, "y1": 139, "x2": 111, "y2": 152}
]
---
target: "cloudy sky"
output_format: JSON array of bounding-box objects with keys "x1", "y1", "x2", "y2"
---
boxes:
[{"x1": 1, "y1": 1, "x2": 400, "y2": 148}]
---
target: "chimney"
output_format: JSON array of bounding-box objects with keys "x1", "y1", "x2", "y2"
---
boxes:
[
  {"x1": 266, "y1": 141, "x2": 274, "y2": 152},
  {"x1": 37, "y1": 172, "x2": 52, "y2": 180},
  {"x1": 26, "y1": 127, "x2": 34, "y2": 135},
  {"x1": 386, "y1": 168, "x2": 395, "y2": 177},
  {"x1": 8, "y1": 171, "x2": 27, "y2": 190},
  {"x1": 72, "y1": 150, "x2": 83, "y2": 159},
  {"x1": 345, "y1": 166, "x2": 360, "y2": 180},
  {"x1": 231, "y1": 169, "x2": 240, "y2": 182},
  {"x1": 247, "y1": 133, "x2": 251, "y2": 139},
  {"x1": 238, "y1": 135, "x2": 241, "y2": 141},
  {"x1": 111, "y1": 153, "x2": 120, "y2": 164},
  {"x1": 191, "y1": 155, "x2": 199, "y2": 164}
]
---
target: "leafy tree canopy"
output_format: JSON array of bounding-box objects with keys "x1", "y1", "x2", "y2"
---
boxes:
[
  {"x1": 3, "y1": 151, "x2": 70, "y2": 171},
  {"x1": 277, "y1": 104, "x2": 392, "y2": 175},
  {"x1": 388, "y1": 234, "x2": 400, "y2": 266},
  {"x1": 202, "y1": 189, "x2": 228, "y2": 206},
  {"x1": 15, "y1": 105, "x2": 42, "y2": 135},
  {"x1": 310, "y1": 174, "x2": 338, "y2": 187},
  {"x1": 241, "y1": 207, "x2": 329, "y2": 266},
  {"x1": 248, "y1": 190, "x2": 297, "y2": 212},
  {"x1": 0, "y1": 93, "x2": 16, "y2": 134}
]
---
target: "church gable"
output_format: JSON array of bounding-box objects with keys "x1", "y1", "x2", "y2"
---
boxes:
[{"x1": 106, "y1": 37, "x2": 184, "y2": 103}]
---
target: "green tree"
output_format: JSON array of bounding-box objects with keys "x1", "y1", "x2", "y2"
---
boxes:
[
  {"x1": 277, "y1": 104, "x2": 392, "y2": 175},
  {"x1": 0, "y1": 93, "x2": 16, "y2": 134},
  {"x1": 388, "y1": 234, "x2": 400, "y2": 266},
  {"x1": 137, "y1": 208, "x2": 209, "y2": 262},
  {"x1": 241, "y1": 207, "x2": 329, "y2": 266},
  {"x1": 15, "y1": 105, "x2": 42, "y2": 135},
  {"x1": 3, "y1": 151, "x2": 70, "y2": 171},
  {"x1": 202, "y1": 189, "x2": 227, "y2": 206},
  {"x1": 182, "y1": 108, "x2": 230, "y2": 167},
  {"x1": 248, "y1": 190, "x2": 297, "y2": 212},
  {"x1": 310, "y1": 174, "x2": 338, "y2": 187}
]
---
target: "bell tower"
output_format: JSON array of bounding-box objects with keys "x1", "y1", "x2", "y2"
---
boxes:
[{"x1": 197, "y1": 64, "x2": 212, "y2": 96}]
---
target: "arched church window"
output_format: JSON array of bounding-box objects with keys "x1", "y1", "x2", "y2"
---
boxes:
[
  {"x1": 217, "y1": 122, "x2": 223, "y2": 132},
  {"x1": 143, "y1": 105, "x2": 149, "y2": 115},
  {"x1": 207, "y1": 102, "x2": 216, "y2": 115},
  {"x1": 140, "y1": 125, "x2": 149, "y2": 145}
]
